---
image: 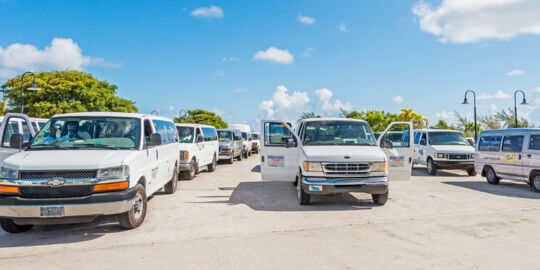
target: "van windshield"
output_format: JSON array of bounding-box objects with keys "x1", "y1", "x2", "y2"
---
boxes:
[
  {"x1": 428, "y1": 132, "x2": 468, "y2": 145},
  {"x1": 218, "y1": 131, "x2": 233, "y2": 141},
  {"x1": 252, "y1": 134, "x2": 260, "y2": 140},
  {"x1": 241, "y1": 132, "x2": 248, "y2": 140},
  {"x1": 177, "y1": 126, "x2": 194, "y2": 143},
  {"x1": 302, "y1": 121, "x2": 375, "y2": 146},
  {"x1": 29, "y1": 117, "x2": 141, "y2": 150}
]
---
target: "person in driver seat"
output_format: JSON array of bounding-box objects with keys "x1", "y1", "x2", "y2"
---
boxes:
[{"x1": 61, "y1": 121, "x2": 83, "y2": 141}]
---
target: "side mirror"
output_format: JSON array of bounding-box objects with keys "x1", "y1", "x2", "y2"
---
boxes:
[
  {"x1": 285, "y1": 138, "x2": 296, "y2": 148},
  {"x1": 420, "y1": 138, "x2": 426, "y2": 146},
  {"x1": 197, "y1": 135, "x2": 204, "y2": 143},
  {"x1": 380, "y1": 139, "x2": 393, "y2": 149},
  {"x1": 9, "y1": 134, "x2": 24, "y2": 148},
  {"x1": 150, "y1": 133, "x2": 162, "y2": 146}
]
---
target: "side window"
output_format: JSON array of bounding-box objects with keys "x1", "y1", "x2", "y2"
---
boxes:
[
  {"x1": 22, "y1": 122, "x2": 31, "y2": 143},
  {"x1": 383, "y1": 124, "x2": 410, "y2": 148},
  {"x1": 264, "y1": 122, "x2": 292, "y2": 146},
  {"x1": 152, "y1": 120, "x2": 178, "y2": 145},
  {"x1": 195, "y1": 128, "x2": 203, "y2": 143},
  {"x1": 234, "y1": 131, "x2": 242, "y2": 141},
  {"x1": 478, "y1": 136, "x2": 502, "y2": 152},
  {"x1": 144, "y1": 119, "x2": 153, "y2": 144},
  {"x1": 414, "y1": 132, "x2": 421, "y2": 145},
  {"x1": 502, "y1": 135, "x2": 524, "y2": 152},
  {"x1": 420, "y1": 133, "x2": 427, "y2": 145},
  {"x1": 2, "y1": 119, "x2": 22, "y2": 148},
  {"x1": 202, "y1": 127, "x2": 217, "y2": 141},
  {"x1": 165, "y1": 121, "x2": 178, "y2": 143},
  {"x1": 529, "y1": 135, "x2": 540, "y2": 150}
]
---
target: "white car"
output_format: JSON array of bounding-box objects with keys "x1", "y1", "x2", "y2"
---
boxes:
[
  {"x1": 260, "y1": 118, "x2": 413, "y2": 205},
  {"x1": 229, "y1": 124, "x2": 252, "y2": 158},
  {"x1": 0, "y1": 112, "x2": 180, "y2": 233},
  {"x1": 176, "y1": 123, "x2": 219, "y2": 180},
  {"x1": 413, "y1": 129, "x2": 476, "y2": 176},
  {"x1": 251, "y1": 132, "x2": 260, "y2": 154}
]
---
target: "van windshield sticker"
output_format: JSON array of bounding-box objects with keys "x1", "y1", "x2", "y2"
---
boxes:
[{"x1": 268, "y1": 155, "x2": 284, "y2": 167}]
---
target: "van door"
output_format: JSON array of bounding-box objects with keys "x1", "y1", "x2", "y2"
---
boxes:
[
  {"x1": 524, "y1": 134, "x2": 540, "y2": 183},
  {"x1": 195, "y1": 127, "x2": 206, "y2": 166},
  {"x1": 143, "y1": 119, "x2": 161, "y2": 192},
  {"x1": 260, "y1": 121, "x2": 299, "y2": 181},
  {"x1": 501, "y1": 135, "x2": 525, "y2": 180},
  {"x1": 377, "y1": 122, "x2": 413, "y2": 181},
  {"x1": 0, "y1": 114, "x2": 37, "y2": 164}
]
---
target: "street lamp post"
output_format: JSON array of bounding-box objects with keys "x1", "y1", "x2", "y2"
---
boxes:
[
  {"x1": 150, "y1": 110, "x2": 159, "y2": 115},
  {"x1": 20, "y1": 71, "x2": 42, "y2": 114},
  {"x1": 513, "y1": 90, "x2": 528, "y2": 128},
  {"x1": 178, "y1": 109, "x2": 186, "y2": 121},
  {"x1": 462, "y1": 90, "x2": 478, "y2": 141}
]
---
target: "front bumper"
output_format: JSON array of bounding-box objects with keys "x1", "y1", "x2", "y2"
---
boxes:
[
  {"x1": 432, "y1": 160, "x2": 474, "y2": 169},
  {"x1": 179, "y1": 161, "x2": 191, "y2": 171},
  {"x1": 301, "y1": 177, "x2": 388, "y2": 195},
  {"x1": 0, "y1": 187, "x2": 137, "y2": 219},
  {"x1": 219, "y1": 151, "x2": 233, "y2": 160}
]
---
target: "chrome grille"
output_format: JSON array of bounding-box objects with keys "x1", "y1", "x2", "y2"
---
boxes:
[
  {"x1": 19, "y1": 170, "x2": 97, "y2": 180},
  {"x1": 447, "y1": 154, "x2": 470, "y2": 160},
  {"x1": 19, "y1": 185, "x2": 94, "y2": 198},
  {"x1": 323, "y1": 163, "x2": 370, "y2": 175}
]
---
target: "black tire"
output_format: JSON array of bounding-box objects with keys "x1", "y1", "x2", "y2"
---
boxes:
[
  {"x1": 0, "y1": 219, "x2": 33, "y2": 233},
  {"x1": 227, "y1": 155, "x2": 234, "y2": 164},
  {"x1": 164, "y1": 167, "x2": 178, "y2": 194},
  {"x1": 243, "y1": 151, "x2": 248, "y2": 159},
  {"x1": 467, "y1": 168, "x2": 477, "y2": 176},
  {"x1": 485, "y1": 166, "x2": 500, "y2": 185},
  {"x1": 531, "y1": 173, "x2": 540, "y2": 192},
  {"x1": 237, "y1": 152, "x2": 243, "y2": 161},
  {"x1": 372, "y1": 191, "x2": 388, "y2": 205},
  {"x1": 296, "y1": 172, "x2": 311, "y2": 205},
  {"x1": 118, "y1": 184, "x2": 147, "y2": 229},
  {"x1": 182, "y1": 160, "x2": 197, "y2": 180},
  {"x1": 207, "y1": 155, "x2": 217, "y2": 172},
  {"x1": 248, "y1": 150, "x2": 252, "y2": 157},
  {"x1": 427, "y1": 158, "x2": 437, "y2": 175}
]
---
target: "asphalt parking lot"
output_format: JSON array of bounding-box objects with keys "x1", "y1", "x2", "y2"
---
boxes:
[{"x1": 1, "y1": 155, "x2": 539, "y2": 270}]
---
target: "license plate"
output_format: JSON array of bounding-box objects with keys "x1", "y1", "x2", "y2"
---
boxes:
[
  {"x1": 40, "y1": 206, "x2": 64, "y2": 217},
  {"x1": 309, "y1": 185, "x2": 322, "y2": 191}
]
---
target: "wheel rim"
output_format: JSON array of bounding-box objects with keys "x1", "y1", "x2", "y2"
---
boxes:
[
  {"x1": 487, "y1": 169, "x2": 495, "y2": 181},
  {"x1": 534, "y1": 176, "x2": 540, "y2": 190},
  {"x1": 132, "y1": 193, "x2": 144, "y2": 220},
  {"x1": 427, "y1": 161, "x2": 432, "y2": 172}
]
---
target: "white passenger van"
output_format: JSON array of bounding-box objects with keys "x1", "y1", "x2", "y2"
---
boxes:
[
  {"x1": 260, "y1": 118, "x2": 413, "y2": 205},
  {"x1": 176, "y1": 123, "x2": 219, "y2": 180},
  {"x1": 251, "y1": 132, "x2": 260, "y2": 154},
  {"x1": 475, "y1": 128, "x2": 540, "y2": 192},
  {"x1": 413, "y1": 129, "x2": 476, "y2": 176},
  {"x1": 0, "y1": 112, "x2": 180, "y2": 233},
  {"x1": 229, "y1": 124, "x2": 252, "y2": 158}
]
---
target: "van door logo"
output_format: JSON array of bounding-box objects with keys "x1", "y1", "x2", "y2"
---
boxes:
[
  {"x1": 344, "y1": 156, "x2": 350, "y2": 159},
  {"x1": 47, "y1": 178, "x2": 66, "y2": 187}
]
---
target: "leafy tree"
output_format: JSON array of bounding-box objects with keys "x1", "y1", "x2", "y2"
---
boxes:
[
  {"x1": 341, "y1": 109, "x2": 397, "y2": 132},
  {"x1": 299, "y1": 112, "x2": 320, "y2": 120},
  {"x1": 1, "y1": 71, "x2": 138, "y2": 117},
  {"x1": 495, "y1": 107, "x2": 531, "y2": 128},
  {"x1": 397, "y1": 108, "x2": 428, "y2": 129},
  {"x1": 455, "y1": 111, "x2": 481, "y2": 137},
  {"x1": 430, "y1": 120, "x2": 454, "y2": 130},
  {"x1": 479, "y1": 115, "x2": 502, "y2": 130},
  {"x1": 174, "y1": 109, "x2": 227, "y2": 128}
]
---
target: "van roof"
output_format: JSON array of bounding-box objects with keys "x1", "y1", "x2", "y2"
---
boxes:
[
  {"x1": 175, "y1": 123, "x2": 214, "y2": 128},
  {"x1": 417, "y1": 129, "x2": 462, "y2": 133},
  {"x1": 52, "y1": 112, "x2": 174, "y2": 122},
  {"x1": 480, "y1": 128, "x2": 540, "y2": 135},
  {"x1": 299, "y1": 118, "x2": 367, "y2": 123}
]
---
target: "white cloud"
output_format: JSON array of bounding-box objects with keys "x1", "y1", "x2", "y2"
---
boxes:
[
  {"x1": 477, "y1": 90, "x2": 512, "y2": 100},
  {"x1": 258, "y1": 85, "x2": 310, "y2": 119},
  {"x1": 212, "y1": 108, "x2": 232, "y2": 119},
  {"x1": 315, "y1": 88, "x2": 352, "y2": 115},
  {"x1": 232, "y1": 88, "x2": 247, "y2": 93},
  {"x1": 0, "y1": 38, "x2": 115, "y2": 78},
  {"x1": 191, "y1": 6, "x2": 223, "y2": 18},
  {"x1": 253, "y1": 47, "x2": 294, "y2": 65},
  {"x1": 536, "y1": 86, "x2": 540, "y2": 93},
  {"x1": 490, "y1": 104, "x2": 499, "y2": 115},
  {"x1": 168, "y1": 105, "x2": 175, "y2": 113},
  {"x1": 339, "y1": 22, "x2": 349, "y2": 32},
  {"x1": 222, "y1": 56, "x2": 241, "y2": 62},
  {"x1": 412, "y1": 0, "x2": 540, "y2": 43},
  {"x1": 297, "y1": 14, "x2": 315, "y2": 25},
  {"x1": 507, "y1": 69, "x2": 525, "y2": 76},
  {"x1": 392, "y1": 96, "x2": 404, "y2": 104},
  {"x1": 435, "y1": 110, "x2": 456, "y2": 121},
  {"x1": 301, "y1": 47, "x2": 315, "y2": 57}
]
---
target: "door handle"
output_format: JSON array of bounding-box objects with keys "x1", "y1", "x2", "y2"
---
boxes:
[
  {"x1": 408, "y1": 157, "x2": 412, "y2": 163},
  {"x1": 518, "y1": 154, "x2": 522, "y2": 160},
  {"x1": 156, "y1": 149, "x2": 159, "y2": 159},
  {"x1": 528, "y1": 154, "x2": 532, "y2": 158}
]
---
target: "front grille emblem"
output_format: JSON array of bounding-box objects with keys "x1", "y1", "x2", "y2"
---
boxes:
[{"x1": 47, "y1": 178, "x2": 66, "y2": 187}]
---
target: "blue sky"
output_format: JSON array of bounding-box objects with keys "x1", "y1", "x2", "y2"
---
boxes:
[{"x1": 1, "y1": 0, "x2": 540, "y2": 130}]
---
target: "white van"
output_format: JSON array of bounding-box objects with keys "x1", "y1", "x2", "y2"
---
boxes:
[
  {"x1": 229, "y1": 124, "x2": 252, "y2": 158},
  {"x1": 251, "y1": 132, "x2": 260, "y2": 154},
  {"x1": 475, "y1": 128, "x2": 540, "y2": 192},
  {"x1": 176, "y1": 123, "x2": 219, "y2": 180},
  {"x1": 0, "y1": 112, "x2": 180, "y2": 233},
  {"x1": 260, "y1": 118, "x2": 413, "y2": 205},
  {"x1": 413, "y1": 129, "x2": 476, "y2": 176}
]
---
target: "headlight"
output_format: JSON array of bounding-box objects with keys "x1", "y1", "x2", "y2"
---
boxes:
[
  {"x1": 180, "y1": 151, "x2": 189, "y2": 160},
  {"x1": 97, "y1": 165, "x2": 130, "y2": 178},
  {"x1": 303, "y1": 161, "x2": 323, "y2": 172},
  {"x1": 435, "y1": 153, "x2": 446, "y2": 158},
  {"x1": 371, "y1": 161, "x2": 388, "y2": 172},
  {"x1": 0, "y1": 167, "x2": 18, "y2": 179}
]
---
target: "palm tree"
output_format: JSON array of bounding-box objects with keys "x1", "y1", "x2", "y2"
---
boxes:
[
  {"x1": 299, "y1": 112, "x2": 320, "y2": 120},
  {"x1": 397, "y1": 108, "x2": 428, "y2": 129},
  {"x1": 495, "y1": 107, "x2": 530, "y2": 128}
]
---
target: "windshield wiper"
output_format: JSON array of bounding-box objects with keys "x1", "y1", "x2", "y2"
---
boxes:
[
  {"x1": 29, "y1": 143, "x2": 69, "y2": 150},
  {"x1": 72, "y1": 143, "x2": 120, "y2": 150}
]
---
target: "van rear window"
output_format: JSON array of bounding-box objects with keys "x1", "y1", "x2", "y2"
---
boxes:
[{"x1": 478, "y1": 136, "x2": 502, "y2": 152}]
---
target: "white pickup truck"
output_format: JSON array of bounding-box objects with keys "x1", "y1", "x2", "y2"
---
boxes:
[{"x1": 260, "y1": 118, "x2": 413, "y2": 205}]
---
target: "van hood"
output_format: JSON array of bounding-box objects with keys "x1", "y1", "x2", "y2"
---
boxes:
[
  {"x1": 302, "y1": 145, "x2": 385, "y2": 162},
  {"x1": 430, "y1": 145, "x2": 474, "y2": 153},
  {"x1": 2, "y1": 150, "x2": 133, "y2": 170}
]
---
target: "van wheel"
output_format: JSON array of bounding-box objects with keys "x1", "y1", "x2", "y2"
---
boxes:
[
  {"x1": 207, "y1": 156, "x2": 217, "y2": 172},
  {"x1": 296, "y1": 172, "x2": 311, "y2": 205},
  {"x1": 182, "y1": 160, "x2": 196, "y2": 180},
  {"x1": 248, "y1": 150, "x2": 252, "y2": 157},
  {"x1": 164, "y1": 167, "x2": 178, "y2": 194},
  {"x1": 467, "y1": 168, "x2": 477, "y2": 176},
  {"x1": 372, "y1": 191, "x2": 388, "y2": 205},
  {"x1": 531, "y1": 174, "x2": 540, "y2": 192},
  {"x1": 227, "y1": 155, "x2": 234, "y2": 164},
  {"x1": 118, "y1": 184, "x2": 147, "y2": 229},
  {"x1": 243, "y1": 151, "x2": 248, "y2": 159},
  {"x1": 0, "y1": 219, "x2": 33, "y2": 233},
  {"x1": 427, "y1": 158, "x2": 437, "y2": 175},
  {"x1": 237, "y1": 152, "x2": 243, "y2": 161},
  {"x1": 485, "y1": 167, "x2": 500, "y2": 185}
]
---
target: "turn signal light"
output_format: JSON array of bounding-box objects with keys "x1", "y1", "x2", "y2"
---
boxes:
[
  {"x1": 221, "y1": 149, "x2": 231, "y2": 153},
  {"x1": 93, "y1": 181, "x2": 129, "y2": 192},
  {"x1": 0, "y1": 185, "x2": 19, "y2": 194}
]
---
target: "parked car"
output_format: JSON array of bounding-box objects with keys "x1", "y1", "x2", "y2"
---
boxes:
[
  {"x1": 0, "y1": 112, "x2": 180, "y2": 233},
  {"x1": 251, "y1": 132, "x2": 260, "y2": 154},
  {"x1": 0, "y1": 113, "x2": 40, "y2": 165},
  {"x1": 217, "y1": 129, "x2": 243, "y2": 163},
  {"x1": 259, "y1": 118, "x2": 413, "y2": 205},
  {"x1": 229, "y1": 124, "x2": 252, "y2": 158},
  {"x1": 475, "y1": 128, "x2": 540, "y2": 192},
  {"x1": 412, "y1": 129, "x2": 476, "y2": 176},
  {"x1": 176, "y1": 123, "x2": 219, "y2": 180}
]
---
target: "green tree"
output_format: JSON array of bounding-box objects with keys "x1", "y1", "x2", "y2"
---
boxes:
[
  {"x1": 455, "y1": 112, "x2": 482, "y2": 137},
  {"x1": 299, "y1": 112, "x2": 320, "y2": 120},
  {"x1": 174, "y1": 109, "x2": 227, "y2": 128},
  {"x1": 479, "y1": 115, "x2": 502, "y2": 130},
  {"x1": 1, "y1": 71, "x2": 138, "y2": 118},
  {"x1": 341, "y1": 109, "x2": 397, "y2": 132},
  {"x1": 495, "y1": 107, "x2": 531, "y2": 128},
  {"x1": 430, "y1": 120, "x2": 454, "y2": 130},
  {"x1": 397, "y1": 108, "x2": 428, "y2": 129}
]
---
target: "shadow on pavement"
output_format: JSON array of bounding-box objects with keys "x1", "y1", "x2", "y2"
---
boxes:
[
  {"x1": 412, "y1": 167, "x2": 469, "y2": 177},
  {"x1": 443, "y1": 181, "x2": 540, "y2": 199},
  {"x1": 251, "y1": 165, "x2": 260, "y2": 173},
  {"x1": 196, "y1": 181, "x2": 376, "y2": 211}
]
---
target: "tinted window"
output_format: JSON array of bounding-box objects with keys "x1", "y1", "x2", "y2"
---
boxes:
[
  {"x1": 2, "y1": 120, "x2": 20, "y2": 147},
  {"x1": 252, "y1": 133, "x2": 260, "y2": 140},
  {"x1": 478, "y1": 136, "x2": 502, "y2": 152},
  {"x1": 529, "y1": 135, "x2": 540, "y2": 150},
  {"x1": 152, "y1": 120, "x2": 178, "y2": 145},
  {"x1": 202, "y1": 127, "x2": 217, "y2": 141},
  {"x1": 414, "y1": 131, "x2": 421, "y2": 144},
  {"x1": 302, "y1": 121, "x2": 375, "y2": 146},
  {"x1": 264, "y1": 122, "x2": 292, "y2": 146},
  {"x1": 218, "y1": 130, "x2": 233, "y2": 141},
  {"x1": 502, "y1": 136, "x2": 524, "y2": 152}
]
